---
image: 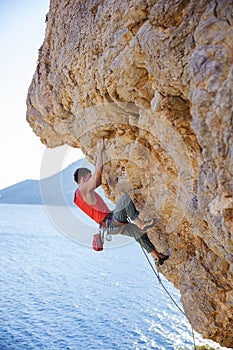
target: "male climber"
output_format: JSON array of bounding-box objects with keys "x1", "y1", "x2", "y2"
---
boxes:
[{"x1": 73, "y1": 138, "x2": 169, "y2": 265}]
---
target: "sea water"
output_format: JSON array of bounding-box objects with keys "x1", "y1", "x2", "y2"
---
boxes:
[{"x1": 0, "y1": 204, "x2": 226, "y2": 350}]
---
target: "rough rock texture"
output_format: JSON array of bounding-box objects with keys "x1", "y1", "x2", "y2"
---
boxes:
[{"x1": 26, "y1": 0, "x2": 233, "y2": 347}]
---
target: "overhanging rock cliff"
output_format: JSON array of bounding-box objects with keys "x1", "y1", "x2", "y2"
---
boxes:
[{"x1": 26, "y1": 0, "x2": 233, "y2": 346}]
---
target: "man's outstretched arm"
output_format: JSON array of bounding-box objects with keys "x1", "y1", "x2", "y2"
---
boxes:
[
  {"x1": 81, "y1": 138, "x2": 105, "y2": 193},
  {"x1": 93, "y1": 138, "x2": 104, "y2": 188}
]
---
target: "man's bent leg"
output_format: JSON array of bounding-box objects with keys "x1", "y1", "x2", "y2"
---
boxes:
[
  {"x1": 113, "y1": 193, "x2": 156, "y2": 230},
  {"x1": 118, "y1": 223, "x2": 158, "y2": 255},
  {"x1": 113, "y1": 193, "x2": 139, "y2": 223},
  {"x1": 136, "y1": 233, "x2": 155, "y2": 253},
  {"x1": 111, "y1": 223, "x2": 169, "y2": 262}
]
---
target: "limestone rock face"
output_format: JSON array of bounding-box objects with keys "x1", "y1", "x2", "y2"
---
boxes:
[{"x1": 27, "y1": 0, "x2": 233, "y2": 346}]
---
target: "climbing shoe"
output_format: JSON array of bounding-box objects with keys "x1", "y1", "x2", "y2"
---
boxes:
[{"x1": 158, "y1": 254, "x2": 169, "y2": 265}]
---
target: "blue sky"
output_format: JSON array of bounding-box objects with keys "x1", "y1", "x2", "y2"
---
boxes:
[{"x1": 0, "y1": 1, "x2": 83, "y2": 189}]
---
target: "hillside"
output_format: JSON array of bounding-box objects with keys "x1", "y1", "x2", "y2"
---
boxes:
[{"x1": 0, "y1": 180, "x2": 41, "y2": 205}]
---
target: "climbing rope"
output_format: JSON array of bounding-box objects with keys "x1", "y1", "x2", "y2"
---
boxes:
[{"x1": 140, "y1": 246, "x2": 197, "y2": 350}]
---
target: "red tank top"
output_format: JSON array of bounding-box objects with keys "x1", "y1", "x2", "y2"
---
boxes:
[{"x1": 74, "y1": 189, "x2": 110, "y2": 224}]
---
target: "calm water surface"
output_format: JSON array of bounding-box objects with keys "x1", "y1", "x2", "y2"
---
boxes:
[{"x1": 0, "y1": 204, "x2": 224, "y2": 350}]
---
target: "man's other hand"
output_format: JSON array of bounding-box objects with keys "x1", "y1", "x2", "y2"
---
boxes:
[{"x1": 96, "y1": 138, "x2": 105, "y2": 153}]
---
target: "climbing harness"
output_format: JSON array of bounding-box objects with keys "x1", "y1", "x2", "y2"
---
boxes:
[{"x1": 140, "y1": 246, "x2": 197, "y2": 350}]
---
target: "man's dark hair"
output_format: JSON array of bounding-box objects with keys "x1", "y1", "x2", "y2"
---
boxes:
[{"x1": 74, "y1": 167, "x2": 91, "y2": 184}]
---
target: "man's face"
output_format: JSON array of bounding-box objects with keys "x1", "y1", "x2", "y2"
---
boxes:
[{"x1": 83, "y1": 172, "x2": 91, "y2": 183}]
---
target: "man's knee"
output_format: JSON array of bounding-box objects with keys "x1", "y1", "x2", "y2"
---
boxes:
[
  {"x1": 118, "y1": 193, "x2": 133, "y2": 208},
  {"x1": 119, "y1": 193, "x2": 131, "y2": 202}
]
